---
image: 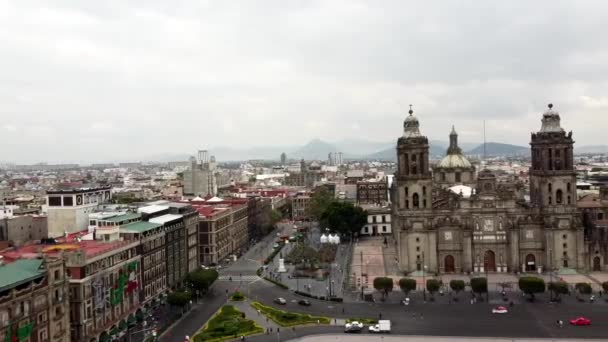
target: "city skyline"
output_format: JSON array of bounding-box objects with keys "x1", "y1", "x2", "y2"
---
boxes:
[{"x1": 2, "y1": 1, "x2": 608, "y2": 163}]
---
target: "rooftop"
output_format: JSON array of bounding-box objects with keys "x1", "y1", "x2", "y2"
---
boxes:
[
  {"x1": 120, "y1": 221, "x2": 162, "y2": 234},
  {"x1": 137, "y1": 205, "x2": 169, "y2": 215},
  {"x1": 0, "y1": 259, "x2": 45, "y2": 292},
  {"x1": 1, "y1": 239, "x2": 137, "y2": 261},
  {"x1": 102, "y1": 212, "x2": 141, "y2": 223},
  {"x1": 149, "y1": 214, "x2": 183, "y2": 224}
]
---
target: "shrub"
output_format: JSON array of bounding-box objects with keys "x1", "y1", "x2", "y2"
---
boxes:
[
  {"x1": 602, "y1": 281, "x2": 608, "y2": 293},
  {"x1": 398, "y1": 278, "x2": 417, "y2": 296},
  {"x1": 230, "y1": 292, "x2": 245, "y2": 301},
  {"x1": 548, "y1": 281, "x2": 569, "y2": 297},
  {"x1": 373, "y1": 277, "x2": 394, "y2": 299},
  {"x1": 575, "y1": 282, "x2": 592, "y2": 295},
  {"x1": 518, "y1": 277, "x2": 545, "y2": 300},
  {"x1": 470, "y1": 277, "x2": 487, "y2": 294},
  {"x1": 426, "y1": 279, "x2": 441, "y2": 295},
  {"x1": 193, "y1": 305, "x2": 263, "y2": 342},
  {"x1": 449, "y1": 280, "x2": 465, "y2": 294}
]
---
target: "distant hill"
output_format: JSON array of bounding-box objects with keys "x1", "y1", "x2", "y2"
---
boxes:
[
  {"x1": 575, "y1": 145, "x2": 608, "y2": 154},
  {"x1": 466, "y1": 142, "x2": 529, "y2": 157},
  {"x1": 367, "y1": 141, "x2": 449, "y2": 161},
  {"x1": 291, "y1": 139, "x2": 339, "y2": 160}
]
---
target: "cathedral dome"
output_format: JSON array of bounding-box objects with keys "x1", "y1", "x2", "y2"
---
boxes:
[
  {"x1": 403, "y1": 108, "x2": 422, "y2": 138},
  {"x1": 540, "y1": 103, "x2": 564, "y2": 133},
  {"x1": 437, "y1": 125, "x2": 472, "y2": 169},
  {"x1": 438, "y1": 154, "x2": 472, "y2": 168}
]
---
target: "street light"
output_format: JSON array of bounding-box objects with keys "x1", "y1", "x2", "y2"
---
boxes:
[
  {"x1": 422, "y1": 251, "x2": 426, "y2": 302},
  {"x1": 549, "y1": 248, "x2": 554, "y2": 302}
]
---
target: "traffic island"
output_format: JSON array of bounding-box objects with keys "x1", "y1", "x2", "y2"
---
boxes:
[
  {"x1": 192, "y1": 305, "x2": 263, "y2": 342},
  {"x1": 230, "y1": 292, "x2": 246, "y2": 301},
  {"x1": 250, "y1": 301, "x2": 331, "y2": 327}
]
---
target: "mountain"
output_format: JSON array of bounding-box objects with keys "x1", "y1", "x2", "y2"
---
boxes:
[
  {"x1": 291, "y1": 139, "x2": 339, "y2": 160},
  {"x1": 367, "y1": 141, "x2": 449, "y2": 161},
  {"x1": 333, "y1": 139, "x2": 393, "y2": 155},
  {"x1": 575, "y1": 145, "x2": 608, "y2": 154},
  {"x1": 466, "y1": 142, "x2": 529, "y2": 157}
]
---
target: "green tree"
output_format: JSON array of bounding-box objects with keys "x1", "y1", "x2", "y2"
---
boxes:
[
  {"x1": 548, "y1": 281, "x2": 569, "y2": 299},
  {"x1": 186, "y1": 269, "x2": 219, "y2": 295},
  {"x1": 167, "y1": 291, "x2": 192, "y2": 307},
  {"x1": 309, "y1": 186, "x2": 335, "y2": 220},
  {"x1": 575, "y1": 282, "x2": 592, "y2": 295},
  {"x1": 398, "y1": 278, "x2": 417, "y2": 297},
  {"x1": 449, "y1": 280, "x2": 465, "y2": 296},
  {"x1": 373, "y1": 277, "x2": 394, "y2": 300},
  {"x1": 602, "y1": 281, "x2": 608, "y2": 293},
  {"x1": 270, "y1": 209, "x2": 283, "y2": 226},
  {"x1": 518, "y1": 277, "x2": 545, "y2": 301},
  {"x1": 470, "y1": 277, "x2": 487, "y2": 295},
  {"x1": 426, "y1": 279, "x2": 441, "y2": 298},
  {"x1": 320, "y1": 201, "x2": 367, "y2": 236}
]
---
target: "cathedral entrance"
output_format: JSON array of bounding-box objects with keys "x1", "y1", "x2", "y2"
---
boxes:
[
  {"x1": 525, "y1": 254, "x2": 536, "y2": 272},
  {"x1": 593, "y1": 256, "x2": 601, "y2": 271},
  {"x1": 484, "y1": 250, "x2": 496, "y2": 272},
  {"x1": 444, "y1": 255, "x2": 455, "y2": 273}
]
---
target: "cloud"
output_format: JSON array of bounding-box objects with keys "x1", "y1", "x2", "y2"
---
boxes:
[{"x1": 1, "y1": 0, "x2": 607, "y2": 163}]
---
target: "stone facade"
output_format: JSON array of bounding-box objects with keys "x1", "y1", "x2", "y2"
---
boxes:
[{"x1": 393, "y1": 105, "x2": 588, "y2": 274}]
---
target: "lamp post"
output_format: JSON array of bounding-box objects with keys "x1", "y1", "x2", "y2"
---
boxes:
[
  {"x1": 549, "y1": 248, "x2": 554, "y2": 302},
  {"x1": 485, "y1": 260, "x2": 489, "y2": 302},
  {"x1": 422, "y1": 251, "x2": 426, "y2": 302}
]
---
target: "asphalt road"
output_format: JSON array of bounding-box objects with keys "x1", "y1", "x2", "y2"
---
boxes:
[
  {"x1": 157, "y1": 222, "x2": 608, "y2": 341},
  {"x1": 247, "y1": 279, "x2": 608, "y2": 340}
]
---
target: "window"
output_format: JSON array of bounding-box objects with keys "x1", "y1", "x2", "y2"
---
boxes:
[
  {"x1": 548, "y1": 183, "x2": 552, "y2": 192},
  {"x1": 548, "y1": 196, "x2": 552, "y2": 205},
  {"x1": 405, "y1": 200, "x2": 409, "y2": 208},
  {"x1": 563, "y1": 234, "x2": 567, "y2": 239},
  {"x1": 455, "y1": 172, "x2": 461, "y2": 182},
  {"x1": 423, "y1": 199, "x2": 427, "y2": 208},
  {"x1": 416, "y1": 246, "x2": 420, "y2": 251},
  {"x1": 416, "y1": 237, "x2": 420, "y2": 242},
  {"x1": 422, "y1": 186, "x2": 426, "y2": 195},
  {"x1": 441, "y1": 173, "x2": 446, "y2": 181},
  {"x1": 413, "y1": 193, "x2": 420, "y2": 209},
  {"x1": 563, "y1": 243, "x2": 567, "y2": 248},
  {"x1": 567, "y1": 183, "x2": 571, "y2": 193},
  {"x1": 372, "y1": 216, "x2": 377, "y2": 223},
  {"x1": 563, "y1": 260, "x2": 568, "y2": 267},
  {"x1": 48, "y1": 197, "x2": 61, "y2": 206},
  {"x1": 382, "y1": 216, "x2": 387, "y2": 223},
  {"x1": 567, "y1": 196, "x2": 571, "y2": 205},
  {"x1": 563, "y1": 251, "x2": 567, "y2": 256},
  {"x1": 556, "y1": 189, "x2": 563, "y2": 204},
  {"x1": 405, "y1": 187, "x2": 409, "y2": 196},
  {"x1": 63, "y1": 196, "x2": 73, "y2": 206},
  {"x1": 416, "y1": 255, "x2": 420, "y2": 260},
  {"x1": 599, "y1": 213, "x2": 604, "y2": 220}
]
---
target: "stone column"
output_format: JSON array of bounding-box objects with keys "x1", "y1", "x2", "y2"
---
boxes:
[
  {"x1": 510, "y1": 228, "x2": 519, "y2": 272},
  {"x1": 463, "y1": 232, "x2": 472, "y2": 273}
]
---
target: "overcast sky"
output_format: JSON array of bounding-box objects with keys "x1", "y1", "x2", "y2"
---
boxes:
[{"x1": 1, "y1": 1, "x2": 608, "y2": 163}]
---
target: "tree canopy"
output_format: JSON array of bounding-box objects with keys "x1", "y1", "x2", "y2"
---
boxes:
[
  {"x1": 309, "y1": 187, "x2": 335, "y2": 220},
  {"x1": 398, "y1": 278, "x2": 417, "y2": 296},
  {"x1": 373, "y1": 277, "x2": 394, "y2": 299},
  {"x1": 449, "y1": 280, "x2": 465, "y2": 293},
  {"x1": 548, "y1": 281, "x2": 569, "y2": 298},
  {"x1": 470, "y1": 277, "x2": 487, "y2": 294},
  {"x1": 320, "y1": 201, "x2": 367, "y2": 236},
  {"x1": 186, "y1": 269, "x2": 219, "y2": 294},
  {"x1": 426, "y1": 279, "x2": 441, "y2": 295},
  {"x1": 575, "y1": 282, "x2": 592, "y2": 295},
  {"x1": 519, "y1": 277, "x2": 545, "y2": 300},
  {"x1": 167, "y1": 291, "x2": 192, "y2": 307}
]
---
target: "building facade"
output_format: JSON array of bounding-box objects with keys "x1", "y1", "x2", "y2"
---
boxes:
[
  {"x1": 182, "y1": 151, "x2": 217, "y2": 198},
  {"x1": 0, "y1": 257, "x2": 71, "y2": 342},
  {"x1": 356, "y1": 180, "x2": 389, "y2": 205},
  {"x1": 46, "y1": 186, "x2": 112, "y2": 238},
  {"x1": 196, "y1": 203, "x2": 248, "y2": 265},
  {"x1": 392, "y1": 105, "x2": 587, "y2": 274},
  {"x1": 360, "y1": 206, "x2": 392, "y2": 236}
]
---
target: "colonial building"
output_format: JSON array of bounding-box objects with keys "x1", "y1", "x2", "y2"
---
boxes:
[
  {"x1": 360, "y1": 205, "x2": 392, "y2": 236},
  {"x1": 392, "y1": 105, "x2": 588, "y2": 274},
  {"x1": 356, "y1": 180, "x2": 389, "y2": 205}
]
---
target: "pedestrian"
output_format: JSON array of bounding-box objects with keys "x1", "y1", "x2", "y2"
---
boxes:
[
  {"x1": 317, "y1": 319, "x2": 320, "y2": 324},
  {"x1": 379, "y1": 313, "x2": 382, "y2": 319},
  {"x1": 240, "y1": 335, "x2": 245, "y2": 341},
  {"x1": 342, "y1": 307, "x2": 345, "y2": 314}
]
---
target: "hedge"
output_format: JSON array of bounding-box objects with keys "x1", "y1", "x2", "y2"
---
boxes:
[
  {"x1": 250, "y1": 301, "x2": 330, "y2": 327},
  {"x1": 193, "y1": 305, "x2": 263, "y2": 342}
]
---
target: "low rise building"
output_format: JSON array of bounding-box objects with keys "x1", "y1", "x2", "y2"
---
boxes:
[
  {"x1": 0, "y1": 257, "x2": 71, "y2": 342},
  {"x1": 360, "y1": 205, "x2": 392, "y2": 236},
  {"x1": 0, "y1": 214, "x2": 48, "y2": 246}
]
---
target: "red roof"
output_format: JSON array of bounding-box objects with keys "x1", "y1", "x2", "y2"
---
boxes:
[{"x1": 1, "y1": 239, "x2": 135, "y2": 261}]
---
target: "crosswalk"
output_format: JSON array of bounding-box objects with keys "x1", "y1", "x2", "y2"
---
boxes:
[{"x1": 218, "y1": 275, "x2": 260, "y2": 282}]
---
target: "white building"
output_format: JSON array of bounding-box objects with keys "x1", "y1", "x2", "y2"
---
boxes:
[
  {"x1": 360, "y1": 205, "x2": 392, "y2": 236},
  {"x1": 46, "y1": 186, "x2": 112, "y2": 238}
]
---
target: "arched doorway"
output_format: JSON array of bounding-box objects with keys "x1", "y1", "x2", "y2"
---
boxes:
[
  {"x1": 484, "y1": 250, "x2": 496, "y2": 272},
  {"x1": 444, "y1": 255, "x2": 455, "y2": 273},
  {"x1": 525, "y1": 254, "x2": 536, "y2": 272},
  {"x1": 593, "y1": 256, "x2": 601, "y2": 271}
]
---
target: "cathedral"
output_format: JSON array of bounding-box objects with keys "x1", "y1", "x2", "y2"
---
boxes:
[{"x1": 392, "y1": 104, "x2": 592, "y2": 274}]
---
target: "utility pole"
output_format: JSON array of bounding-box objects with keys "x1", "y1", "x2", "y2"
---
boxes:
[{"x1": 549, "y1": 248, "x2": 554, "y2": 302}]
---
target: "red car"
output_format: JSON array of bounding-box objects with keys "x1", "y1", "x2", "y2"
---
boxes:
[{"x1": 570, "y1": 317, "x2": 591, "y2": 326}]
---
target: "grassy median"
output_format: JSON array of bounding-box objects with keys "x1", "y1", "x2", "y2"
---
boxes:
[
  {"x1": 250, "y1": 301, "x2": 331, "y2": 327},
  {"x1": 193, "y1": 305, "x2": 263, "y2": 342}
]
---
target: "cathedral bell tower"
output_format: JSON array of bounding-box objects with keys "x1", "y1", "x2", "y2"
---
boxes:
[
  {"x1": 529, "y1": 104, "x2": 576, "y2": 208},
  {"x1": 396, "y1": 106, "x2": 433, "y2": 210}
]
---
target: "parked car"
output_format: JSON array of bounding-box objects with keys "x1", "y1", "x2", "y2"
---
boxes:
[
  {"x1": 570, "y1": 317, "x2": 591, "y2": 326},
  {"x1": 492, "y1": 306, "x2": 508, "y2": 314},
  {"x1": 274, "y1": 297, "x2": 287, "y2": 305},
  {"x1": 344, "y1": 321, "x2": 364, "y2": 333},
  {"x1": 298, "y1": 299, "x2": 311, "y2": 306},
  {"x1": 368, "y1": 320, "x2": 391, "y2": 333}
]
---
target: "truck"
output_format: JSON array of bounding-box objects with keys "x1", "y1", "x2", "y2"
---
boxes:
[{"x1": 368, "y1": 320, "x2": 391, "y2": 333}]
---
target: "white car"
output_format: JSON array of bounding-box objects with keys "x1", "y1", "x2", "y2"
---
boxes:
[
  {"x1": 492, "y1": 306, "x2": 508, "y2": 314},
  {"x1": 344, "y1": 321, "x2": 364, "y2": 333}
]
